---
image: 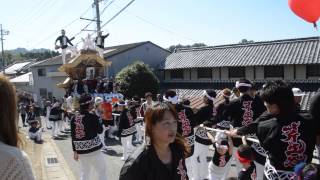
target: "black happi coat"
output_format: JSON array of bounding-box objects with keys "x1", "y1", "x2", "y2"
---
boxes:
[
  {"x1": 27, "y1": 112, "x2": 37, "y2": 123},
  {"x1": 222, "y1": 94, "x2": 266, "y2": 128},
  {"x1": 237, "y1": 112, "x2": 273, "y2": 165},
  {"x1": 214, "y1": 99, "x2": 233, "y2": 130},
  {"x1": 222, "y1": 94, "x2": 266, "y2": 146},
  {"x1": 194, "y1": 104, "x2": 215, "y2": 145},
  {"x1": 49, "y1": 107, "x2": 64, "y2": 122},
  {"x1": 256, "y1": 112, "x2": 316, "y2": 171},
  {"x1": 118, "y1": 108, "x2": 137, "y2": 137},
  {"x1": 71, "y1": 111, "x2": 103, "y2": 154},
  {"x1": 175, "y1": 103, "x2": 196, "y2": 157},
  {"x1": 29, "y1": 126, "x2": 40, "y2": 133},
  {"x1": 120, "y1": 143, "x2": 189, "y2": 180}
]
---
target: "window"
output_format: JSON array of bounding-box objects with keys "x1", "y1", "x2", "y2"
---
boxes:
[
  {"x1": 307, "y1": 65, "x2": 320, "y2": 77},
  {"x1": 197, "y1": 68, "x2": 212, "y2": 79},
  {"x1": 39, "y1": 88, "x2": 47, "y2": 98},
  {"x1": 264, "y1": 66, "x2": 284, "y2": 78},
  {"x1": 229, "y1": 67, "x2": 245, "y2": 78},
  {"x1": 170, "y1": 69, "x2": 183, "y2": 79},
  {"x1": 37, "y1": 68, "x2": 46, "y2": 76}
]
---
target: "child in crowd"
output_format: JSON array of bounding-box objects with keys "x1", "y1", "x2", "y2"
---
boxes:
[
  {"x1": 28, "y1": 121, "x2": 43, "y2": 143},
  {"x1": 237, "y1": 136, "x2": 256, "y2": 180}
]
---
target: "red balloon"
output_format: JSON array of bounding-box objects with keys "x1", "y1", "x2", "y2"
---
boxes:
[{"x1": 288, "y1": 0, "x2": 320, "y2": 24}]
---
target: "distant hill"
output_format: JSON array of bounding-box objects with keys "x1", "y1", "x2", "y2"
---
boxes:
[
  {"x1": 8, "y1": 48, "x2": 52, "y2": 54},
  {"x1": 2, "y1": 48, "x2": 60, "y2": 65}
]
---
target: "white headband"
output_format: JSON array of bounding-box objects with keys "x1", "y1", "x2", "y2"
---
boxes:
[
  {"x1": 203, "y1": 90, "x2": 215, "y2": 101},
  {"x1": 163, "y1": 95, "x2": 179, "y2": 104},
  {"x1": 235, "y1": 81, "x2": 252, "y2": 88}
]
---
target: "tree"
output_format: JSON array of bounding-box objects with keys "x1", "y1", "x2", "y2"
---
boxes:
[
  {"x1": 116, "y1": 61, "x2": 159, "y2": 99},
  {"x1": 1, "y1": 50, "x2": 60, "y2": 66},
  {"x1": 239, "y1": 39, "x2": 254, "y2": 44},
  {"x1": 168, "y1": 43, "x2": 207, "y2": 52}
]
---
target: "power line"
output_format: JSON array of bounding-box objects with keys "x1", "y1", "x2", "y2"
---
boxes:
[
  {"x1": 14, "y1": 0, "x2": 49, "y2": 26},
  {"x1": 74, "y1": 0, "x2": 135, "y2": 46},
  {"x1": 100, "y1": 0, "x2": 136, "y2": 29},
  {"x1": 100, "y1": 0, "x2": 116, "y2": 16},
  {"x1": 30, "y1": 6, "x2": 93, "y2": 48},
  {"x1": 28, "y1": 0, "x2": 59, "y2": 25},
  {"x1": 112, "y1": 2, "x2": 198, "y2": 43},
  {"x1": 73, "y1": 0, "x2": 117, "y2": 45}
]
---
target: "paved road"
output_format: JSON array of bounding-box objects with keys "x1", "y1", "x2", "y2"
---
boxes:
[
  {"x1": 52, "y1": 130, "x2": 238, "y2": 180},
  {"x1": 53, "y1": 132, "x2": 126, "y2": 180},
  {"x1": 22, "y1": 116, "x2": 238, "y2": 180}
]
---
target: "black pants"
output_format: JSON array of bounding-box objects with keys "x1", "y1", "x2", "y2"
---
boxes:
[{"x1": 21, "y1": 114, "x2": 26, "y2": 125}]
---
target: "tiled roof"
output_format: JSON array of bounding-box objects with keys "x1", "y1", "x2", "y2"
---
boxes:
[
  {"x1": 176, "y1": 89, "x2": 319, "y2": 111},
  {"x1": 2, "y1": 61, "x2": 32, "y2": 75},
  {"x1": 32, "y1": 41, "x2": 169, "y2": 67},
  {"x1": 161, "y1": 37, "x2": 320, "y2": 69},
  {"x1": 103, "y1": 41, "x2": 169, "y2": 58},
  {"x1": 103, "y1": 41, "x2": 149, "y2": 58},
  {"x1": 31, "y1": 54, "x2": 72, "y2": 67}
]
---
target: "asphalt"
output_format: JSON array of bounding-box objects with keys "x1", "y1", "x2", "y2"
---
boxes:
[
  {"x1": 20, "y1": 115, "x2": 238, "y2": 180},
  {"x1": 54, "y1": 133, "x2": 126, "y2": 180}
]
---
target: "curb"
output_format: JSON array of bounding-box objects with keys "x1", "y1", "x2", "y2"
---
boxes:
[{"x1": 41, "y1": 133, "x2": 76, "y2": 180}]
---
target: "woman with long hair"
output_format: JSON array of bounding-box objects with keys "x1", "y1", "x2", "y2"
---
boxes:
[
  {"x1": 120, "y1": 102, "x2": 189, "y2": 180},
  {"x1": 0, "y1": 75, "x2": 35, "y2": 179}
]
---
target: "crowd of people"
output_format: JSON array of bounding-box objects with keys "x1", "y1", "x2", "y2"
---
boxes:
[
  {"x1": 66, "y1": 78, "x2": 320, "y2": 180},
  {"x1": 118, "y1": 79, "x2": 320, "y2": 180},
  {"x1": 1, "y1": 73, "x2": 320, "y2": 180}
]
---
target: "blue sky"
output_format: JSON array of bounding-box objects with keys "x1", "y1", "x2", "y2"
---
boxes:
[{"x1": 0, "y1": 0, "x2": 319, "y2": 51}]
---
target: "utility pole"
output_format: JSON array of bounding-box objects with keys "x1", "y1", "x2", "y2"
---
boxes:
[
  {"x1": 1, "y1": 25, "x2": 9, "y2": 74},
  {"x1": 94, "y1": 0, "x2": 101, "y2": 35},
  {"x1": 80, "y1": 0, "x2": 102, "y2": 35}
]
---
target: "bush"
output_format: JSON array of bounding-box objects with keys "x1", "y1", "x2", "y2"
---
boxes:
[{"x1": 116, "y1": 61, "x2": 159, "y2": 98}]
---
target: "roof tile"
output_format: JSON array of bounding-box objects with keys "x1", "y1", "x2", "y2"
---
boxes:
[{"x1": 162, "y1": 37, "x2": 320, "y2": 69}]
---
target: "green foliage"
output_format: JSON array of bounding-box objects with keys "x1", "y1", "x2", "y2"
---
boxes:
[
  {"x1": 239, "y1": 39, "x2": 254, "y2": 44},
  {"x1": 168, "y1": 43, "x2": 207, "y2": 52},
  {"x1": 0, "y1": 50, "x2": 60, "y2": 65},
  {"x1": 116, "y1": 61, "x2": 159, "y2": 99}
]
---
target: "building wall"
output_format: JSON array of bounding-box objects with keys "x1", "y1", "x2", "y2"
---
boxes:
[
  {"x1": 221, "y1": 67, "x2": 228, "y2": 80},
  {"x1": 255, "y1": 66, "x2": 264, "y2": 80},
  {"x1": 164, "y1": 65, "x2": 314, "y2": 81},
  {"x1": 284, "y1": 65, "x2": 294, "y2": 80},
  {"x1": 32, "y1": 65, "x2": 67, "y2": 101},
  {"x1": 184, "y1": 69, "x2": 191, "y2": 80},
  {"x1": 107, "y1": 43, "x2": 170, "y2": 77},
  {"x1": 165, "y1": 70, "x2": 170, "y2": 81},
  {"x1": 191, "y1": 69, "x2": 197, "y2": 80},
  {"x1": 296, "y1": 65, "x2": 306, "y2": 79},
  {"x1": 212, "y1": 68, "x2": 220, "y2": 80},
  {"x1": 245, "y1": 66, "x2": 254, "y2": 80}
]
